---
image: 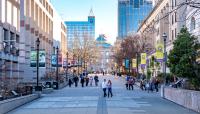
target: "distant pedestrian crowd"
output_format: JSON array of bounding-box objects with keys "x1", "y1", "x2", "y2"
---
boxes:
[
  {"x1": 140, "y1": 77, "x2": 159, "y2": 93},
  {"x1": 68, "y1": 74, "x2": 99, "y2": 88},
  {"x1": 125, "y1": 75, "x2": 136, "y2": 90}
]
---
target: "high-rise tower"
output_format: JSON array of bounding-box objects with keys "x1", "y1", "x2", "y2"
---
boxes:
[{"x1": 118, "y1": 0, "x2": 152, "y2": 39}]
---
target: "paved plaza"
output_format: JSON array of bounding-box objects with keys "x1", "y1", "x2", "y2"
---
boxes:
[{"x1": 8, "y1": 75, "x2": 198, "y2": 114}]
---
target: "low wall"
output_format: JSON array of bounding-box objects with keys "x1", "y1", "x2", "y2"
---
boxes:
[
  {"x1": 163, "y1": 87, "x2": 200, "y2": 113},
  {"x1": 0, "y1": 94, "x2": 39, "y2": 114}
]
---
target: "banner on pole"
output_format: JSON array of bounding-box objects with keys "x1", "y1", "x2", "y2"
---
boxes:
[
  {"x1": 51, "y1": 54, "x2": 62, "y2": 67},
  {"x1": 141, "y1": 53, "x2": 146, "y2": 65},
  {"x1": 30, "y1": 50, "x2": 45, "y2": 67},
  {"x1": 125, "y1": 59, "x2": 130, "y2": 69},
  {"x1": 156, "y1": 43, "x2": 164, "y2": 62},
  {"x1": 132, "y1": 59, "x2": 136, "y2": 68}
]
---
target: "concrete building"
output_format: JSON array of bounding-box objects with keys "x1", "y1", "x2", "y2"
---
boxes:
[
  {"x1": 118, "y1": 0, "x2": 153, "y2": 39},
  {"x1": 20, "y1": 0, "x2": 54, "y2": 82},
  {"x1": 137, "y1": 0, "x2": 187, "y2": 74},
  {"x1": 16, "y1": 0, "x2": 67, "y2": 82},
  {"x1": 95, "y1": 34, "x2": 113, "y2": 73},
  {"x1": 65, "y1": 9, "x2": 95, "y2": 49},
  {"x1": 138, "y1": 0, "x2": 187, "y2": 53},
  {"x1": 0, "y1": 0, "x2": 21, "y2": 88},
  {"x1": 185, "y1": 0, "x2": 200, "y2": 63}
]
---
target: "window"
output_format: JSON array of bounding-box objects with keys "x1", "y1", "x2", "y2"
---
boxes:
[
  {"x1": 174, "y1": 0, "x2": 176, "y2": 6},
  {"x1": 172, "y1": 30, "x2": 174, "y2": 41},
  {"x1": 175, "y1": 28, "x2": 177, "y2": 38},
  {"x1": 175, "y1": 12, "x2": 177, "y2": 22},
  {"x1": 172, "y1": 15, "x2": 174, "y2": 25},
  {"x1": 171, "y1": 0, "x2": 174, "y2": 9},
  {"x1": 190, "y1": 17, "x2": 196, "y2": 31},
  {"x1": 3, "y1": 29, "x2": 8, "y2": 40}
]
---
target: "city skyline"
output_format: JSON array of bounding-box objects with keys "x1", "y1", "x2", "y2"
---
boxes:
[{"x1": 51, "y1": 0, "x2": 118, "y2": 45}]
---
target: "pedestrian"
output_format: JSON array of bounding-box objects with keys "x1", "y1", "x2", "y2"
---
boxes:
[
  {"x1": 80, "y1": 77, "x2": 85, "y2": 87},
  {"x1": 73, "y1": 76, "x2": 79, "y2": 87},
  {"x1": 68, "y1": 78, "x2": 72, "y2": 87},
  {"x1": 125, "y1": 75, "x2": 130, "y2": 90},
  {"x1": 146, "y1": 81, "x2": 150, "y2": 93},
  {"x1": 107, "y1": 80, "x2": 113, "y2": 98},
  {"x1": 85, "y1": 76, "x2": 89, "y2": 86},
  {"x1": 154, "y1": 78, "x2": 159, "y2": 92},
  {"x1": 102, "y1": 79, "x2": 107, "y2": 97},
  {"x1": 89, "y1": 76, "x2": 93, "y2": 86},
  {"x1": 94, "y1": 75, "x2": 99, "y2": 86},
  {"x1": 128, "y1": 77, "x2": 134, "y2": 90}
]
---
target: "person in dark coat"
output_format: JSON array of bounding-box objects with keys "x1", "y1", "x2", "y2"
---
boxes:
[
  {"x1": 154, "y1": 78, "x2": 159, "y2": 92},
  {"x1": 73, "y1": 76, "x2": 79, "y2": 87},
  {"x1": 85, "y1": 76, "x2": 89, "y2": 86},
  {"x1": 81, "y1": 77, "x2": 85, "y2": 87},
  {"x1": 68, "y1": 78, "x2": 72, "y2": 87},
  {"x1": 94, "y1": 75, "x2": 99, "y2": 86}
]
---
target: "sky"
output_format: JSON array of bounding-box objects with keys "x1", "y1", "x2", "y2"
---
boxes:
[{"x1": 51, "y1": 0, "x2": 118, "y2": 45}]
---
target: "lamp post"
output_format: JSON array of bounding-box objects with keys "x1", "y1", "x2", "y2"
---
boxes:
[
  {"x1": 66, "y1": 52, "x2": 68, "y2": 80},
  {"x1": 136, "y1": 52, "x2": 139, "y2": 78},
  {"x1": 56, "y1": 46, "x2": 59, "y2": 88},
  {"x1": 36, "y1": 38, "x2": 40, "y2": 90},
  {"x1": 162, "y1": 33, "x2": 167, "y2": 85}
]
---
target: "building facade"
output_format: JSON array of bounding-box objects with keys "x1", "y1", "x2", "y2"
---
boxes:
[
  {"x1": 118, "y1": 0, "x2": 153, "y2": 39},
  {"x1": 137, "y1": 0, "x2": 188, "y2": 74},
  {"x1": 0, "y1": 0, "x2": 20, "y2": 88},
  {"x1": 185, "y1": 0, "x2": 200, "y2": 63},
  {"x1": 95, "y1": 34, "x2": 113, "y2": 73},
  {"x1": 8, "y1": 0, "x2": 67, "y2": 83},
  {"x1": 65, "y1": 9, "x2": 95, "y2": 49}
]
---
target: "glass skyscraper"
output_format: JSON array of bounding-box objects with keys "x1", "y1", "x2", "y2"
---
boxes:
[
  {"x1": 118, "y1": 0, "x2": 152, "y2": 39},
  {"x1": 65, "y1": 10, "x2": 95, "y2": 49}
]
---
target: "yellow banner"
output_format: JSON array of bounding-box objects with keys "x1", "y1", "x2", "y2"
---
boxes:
[
  {"x1": 132, "y1": 59, "x2": 136, "y2": 68},
  {"x1": 141, "y1": 53, "x2": 146, "y2": 65},
  {"x1": 156, "y1": 43, "x2": 164, "y2": 60}
]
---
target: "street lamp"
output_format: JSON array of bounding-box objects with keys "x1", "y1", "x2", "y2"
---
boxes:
[
  {"x1": 162, "y1": 33, "x2": 167, "y2": 85},
  {"x1": 35, "y1": 38, "x2": 41, "y2": 91},
  {"x1": 66, "y1": 52, "x2": 69, "y2": 81},
  {"x1": 136, "y1": 52, "x2": 139, "y2": 78},
  {"x1": 56, "y1": 46, "x2": 59, "y2": 89}
]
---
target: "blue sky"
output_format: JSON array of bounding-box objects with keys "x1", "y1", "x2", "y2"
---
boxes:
[{"x1": 51, "y1": 0, "x2": 118, "y2": 44}]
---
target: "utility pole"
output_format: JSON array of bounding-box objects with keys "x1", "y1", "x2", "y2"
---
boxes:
[
  {"x1": 35, "y1": 38, "x2": 41, "y2": 91},
  {"x1": 56, "y1": 46, "x2": 59, "y2": 89},
  {"x1": 162, "y1": 33, "x2": 167, "y2": 85}
]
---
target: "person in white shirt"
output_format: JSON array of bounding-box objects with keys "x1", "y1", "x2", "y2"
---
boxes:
[{"x1": 102, "y1": 79, "x2": 107, "y2": 97}]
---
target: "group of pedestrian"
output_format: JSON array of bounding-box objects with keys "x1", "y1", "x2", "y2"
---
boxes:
[
  {"x1": 125, "y1": 75, "x2": 135, "y2": 90},
  {"x1": 101, "y1": 79, "x2": 113, "y2": 98},
  {"x1": 140, "y1": 77, "x2": 159, "y2": 92},
  {"x1": 68, "y1": 74, "x2": 99, "y2": 88}
]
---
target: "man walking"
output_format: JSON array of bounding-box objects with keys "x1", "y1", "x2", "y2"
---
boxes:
[{"x1": 102, "y1": 79, "x2": 107, "y2": 97}]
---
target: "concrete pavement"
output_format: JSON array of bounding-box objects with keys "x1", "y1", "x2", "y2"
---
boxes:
[{"x1": 7, "y1": 74, "x2": 198, "y2": 114}]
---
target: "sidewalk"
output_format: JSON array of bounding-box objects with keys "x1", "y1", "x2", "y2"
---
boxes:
[{"x1": 8, "y1": 74, "x2": 198, "y2": 114}]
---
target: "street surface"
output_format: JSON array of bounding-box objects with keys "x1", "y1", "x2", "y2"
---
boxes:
[{"x1": 8, "y1": 75, "x2": 198, "y2": 114}]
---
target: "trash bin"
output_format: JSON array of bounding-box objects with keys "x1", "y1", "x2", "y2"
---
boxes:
[
  {"x1": 35, "y1": 86, "x2": 42, "y2": 91},
  {"x1": 46, "y1": 82, "x2": 51, "y2": 88},
  {"x1": 53, "y1": 82, "x2": 58, "y2": 89}
]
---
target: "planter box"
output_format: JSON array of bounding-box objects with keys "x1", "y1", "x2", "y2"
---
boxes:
[
  {"x1": 162, "y1": 87, "x2": 200, "y2": 113},
  {"x1": 0, "y1": 94, "x2": 39, "y2": 114}
]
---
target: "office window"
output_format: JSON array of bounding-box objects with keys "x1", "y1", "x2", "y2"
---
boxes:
[
  {"x1": 3, "y1": 29, "x2": 8, "y2": 40},
  {"x1": 175, "y1": 12, "x2": 177, "y2": 22},
  {"x1": 190, "y1": 17, "x2": 196, "y2": 31},
  {"x1": 171, "y1": 0, "x2": 174, "y2": 9}
]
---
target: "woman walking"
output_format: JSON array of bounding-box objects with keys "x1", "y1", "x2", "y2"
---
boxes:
[
  {"x1": 89, "y1": 76, "x2": 93, "y2": 86},
  {"x1": 107, "y1": 80, "x2": 113, "y2": 98}
]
